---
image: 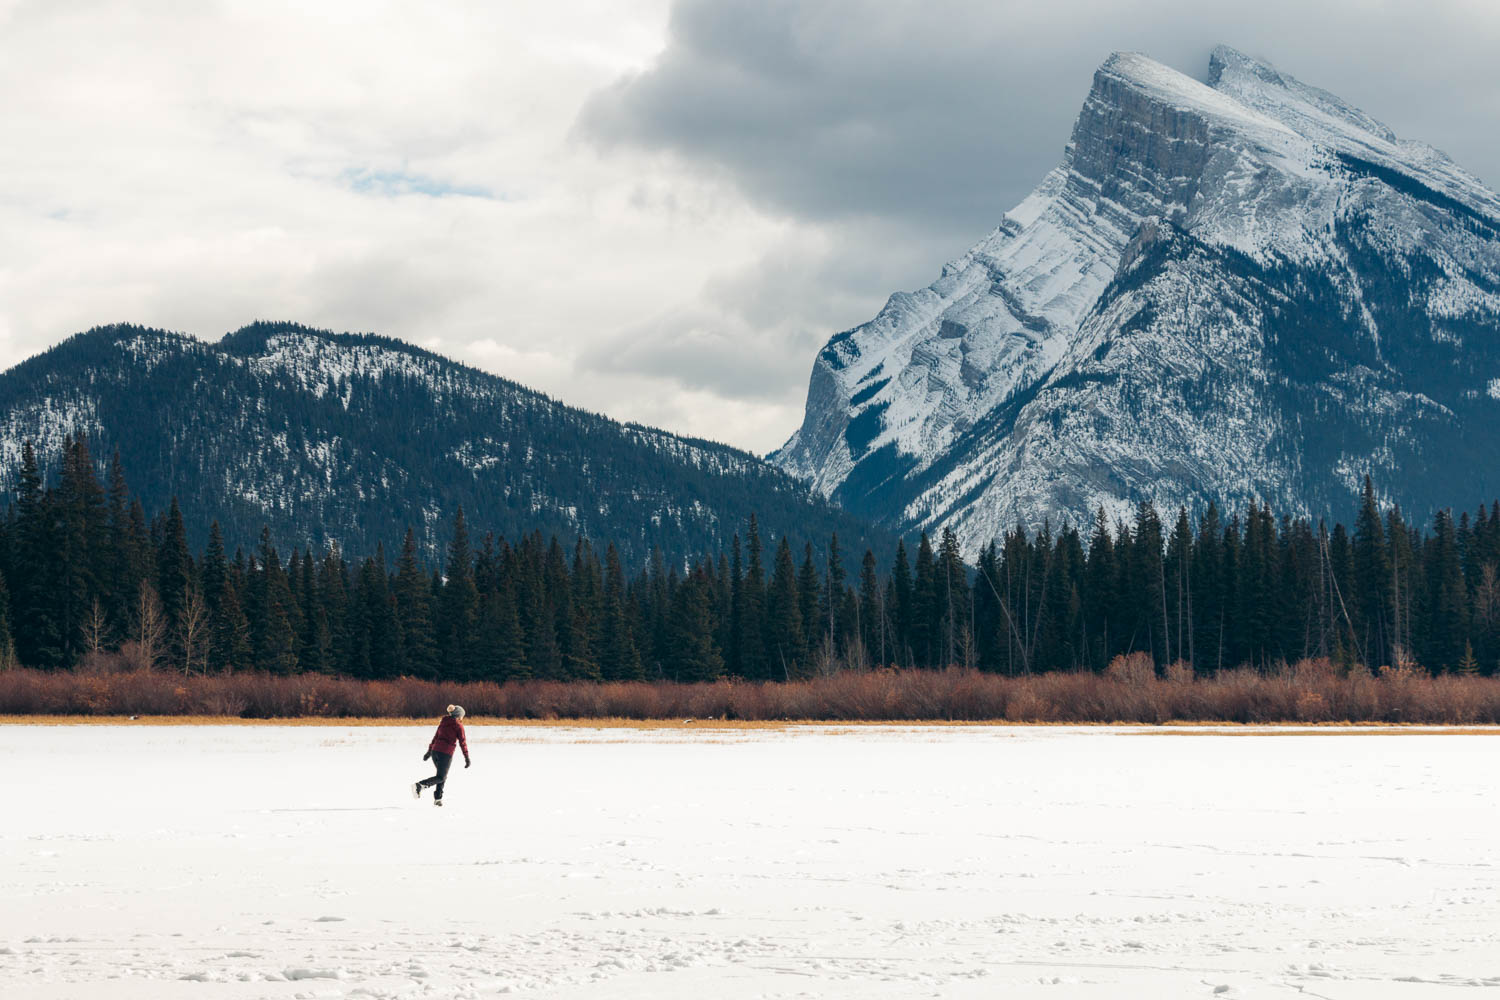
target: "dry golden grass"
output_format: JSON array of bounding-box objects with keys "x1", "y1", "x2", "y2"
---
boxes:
[{"x1": 4, "y1": 715, "x2": 1498, "y2": 735}]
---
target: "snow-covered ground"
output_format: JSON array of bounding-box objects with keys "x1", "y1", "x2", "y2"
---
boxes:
[{"x1": 2, "y1": 724, "x2": 1497, "y2": 998}]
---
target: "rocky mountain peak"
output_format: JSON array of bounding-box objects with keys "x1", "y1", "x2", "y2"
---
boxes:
[{"x1": 775, "y1": 46, "x2": 1500, "y2": 558}]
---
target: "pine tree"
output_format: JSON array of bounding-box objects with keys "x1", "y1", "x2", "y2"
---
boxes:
[
  {"x1": 665, "y1": 567, "x2": 723, "y2": 682},
  {"x1": 104, "y1": 451, "x2": 131, "y2": 629},
  {"x1": 797, "y1": 542, "x2": 822, "y2": 668},
  {"x1": 394, "y1": 528, "x2": 437, "y2": 677},
  {"x1": 14, "y1": 441, "x2": 62, "y2": 668},
  {"x1": 438, "y1": 510, "x2": 480, "y2": 678},
  {"x1": 858, "y1": 549, "x2": 880, "y2": 668},
  {"x1": 740, "y1": 516, "x2": 768, "y2": 679},
  {"x1": 1421, "y1": 509, "x2": 1469, "y2": 672},
  {"x1": 250, "y1": 530, "x2": 300, "y2": 675},
  {"x1": 351, "y1": 548, "x2": 399, "y2": 678},
  {"x1": 208, "y1": 577, "x2": 252, "y2": 674},
  {"x1": 476, "y1": 581, "x2": 528, "y2": 681},
  {"x1": 889, "y1": 540, "x2": 913, "y2": 667},
  {"x1": 765, "y1": 537, "x2": 804, "y2": 679},
  {"x1": 1165, "y1": 508, "x2": 1194, "y2": 669},
  {"x1": 597, "y1": 544, "x2": 642, "y2": 681},
  {"x1": 1130, "y1": 502, "x2": 1166, "y2": 667},
  {"x1": 0, "y1": 568, "x2": 15, "y2": 669},
  {"x1": 727, "y1": 535, "x2": 744, "y2": 678},
  {"x1": 297, "y1": 551, "x2": 331, "y2": 673},
  {"x1": 562, "y1": 540, "x2": 600, "y2": 681},
  {"x1": 318, "y1": 549, "x2": 352, "y2": 675},
  {"x1": 937, "y1": 527, "x2": 968, "y2": 668},
  {"x1": 157, "y1": 497, "x2": 193, "y2": 647},
  {"x1": 1191, "y1": 503, "x2": 1223, "y2": 674},
  {"x1": 911, "y1": 533, "x2": 937, "y2": 667},
  {"x1": 973, "y1": 541, "x2": 1003, "y2": 671},
  {"x1": 1353, "y1": 477, "x2": 1392, "y2": 666},
  {"x1": 822, "y1": 532, "x2": 846, "y2": 656}
]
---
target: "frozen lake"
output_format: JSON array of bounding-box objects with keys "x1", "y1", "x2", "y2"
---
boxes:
[{"x1": 2, "y1": 723, "x2": 1498, "y2": 998}]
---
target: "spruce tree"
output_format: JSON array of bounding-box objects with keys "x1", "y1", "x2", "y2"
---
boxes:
[
  {"x1": 437, "y1": 509, "x2": 479, "y2": 678},
  {"x1": 765, "y1": 537, "x2": 804, "y2": 679},
  {"x1": 666, "y1": 567, "x2": 723, "y2": 682},
  {"x1": 727, "y1": 535, "x2": 744, "y2": 678},
  {"x1": 797, "y1": 542, "x2": 822, "y2": 668},
  {"x1": 203, "y1": 523, "x2": 249, "y2": 672},
  {"x1": 597, "y1": 544, "x2": 642, "y2": 681},
  {"x1": 157, "y1": 498, "x2": 193, "y2": 644},
  {"x1": 250, "y1": 530, "x2": 299, "y2": 675},
  {"x1": 1421, "y1": 510, "x2": 1469, "y2": 671},
  {"x1": 562, "y1": 540, "x2": 600, "y2": 681},
  {"x1": 318, "y1": 549, "x2": 352, "y2": 675},
  {"x1": 298, "y1": 551, "x2": 331, "y2": 673},
  {"x1": 911, "y1": 533, "x2": 937, "y2": 667},
  {"x1": 822, "y1": 532, "x2": 846, "y2": 656},
  {"x1": 888, "y1": 540, "x2": 913, "y2": 667},
  {"x1": 1131, "y1": 502, "x2": 1166, "y2": 667},
  {"x1": 349, "y1": 548, "x2": 399, "y2": 678},
  {"x1": 1191, "y1": 503, "x2": 1223, "y2": 674},
  {"x1": 858, "y1": 549, "x2": 880, "y2": 668},
  {"x1": 1353, "y1": 477, "x2": 1392, "y2": 666},
  {"x1": 394, "y1": 528, "x2": 437, "y2": 677},
  {"x1": 740, "y1": 517, "x2": 767, "y2": 680},
  {"x1": 937, "y1": 528, "x2": 968, "y2": 668},
  {"x1": 0, "y1": 568, "x2": 15, "y2": 669}
]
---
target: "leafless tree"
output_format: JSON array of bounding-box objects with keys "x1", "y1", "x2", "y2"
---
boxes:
[
  {"x1": 844, "y1": 632, "x2": 869, "y2": 673},
  {"x1": 133, "y1": 581, "x2": 167, "y2": 671},
  {"x1": 82, "y1": 597, "x2": 113, "y2": 657},
  {"x1": 177, "y1": 585, "x2": 209, "y2": 676},
  {"x1": 1476, "y1": 564, "x2": 1500, "y2": 631},
  {"x1": 813, "y1": 632, "x2": 842, "y2": 677}
]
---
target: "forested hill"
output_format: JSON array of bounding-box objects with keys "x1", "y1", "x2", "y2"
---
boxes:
[{"x1": 0, "y1": 322, "x2": 896, "y2": 565}]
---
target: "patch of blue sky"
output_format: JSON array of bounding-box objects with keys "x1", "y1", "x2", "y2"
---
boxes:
[{"x1": 339, "y1": 167, "x2": 504, "y2": 200}]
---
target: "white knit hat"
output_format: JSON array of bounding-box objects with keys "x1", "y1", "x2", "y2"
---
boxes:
[{"x1": 447, "y1": 704, "x2": 465, "y2": 719}]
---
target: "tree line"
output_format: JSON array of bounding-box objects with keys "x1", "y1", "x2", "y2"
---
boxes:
[{"x1": 1, "y1": 435, "x2": 1497, "y2": 678}]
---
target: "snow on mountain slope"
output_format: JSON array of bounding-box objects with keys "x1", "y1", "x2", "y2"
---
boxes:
[
  {"x1": 0, "y1": 322, "x2": 896, "y2": 565},
  {"x1": 775, "y1": 46, "x2": 1500, "y2": 556}
]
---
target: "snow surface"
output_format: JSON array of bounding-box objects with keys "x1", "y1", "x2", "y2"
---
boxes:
[
  {"x1": 3, "y1": 723, "x2": 1499, "y2": 998},
  {"x1": 1101, "y1": 51, "x2": 1297, "y2": 145}
]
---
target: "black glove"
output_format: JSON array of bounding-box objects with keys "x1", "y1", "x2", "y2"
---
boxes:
[
  {"x1": 422, "y1": 751, "x2": 431, "y2": 761},
  {"x1": 464, "y1": 758, "x2": 471, "y2": 769}
]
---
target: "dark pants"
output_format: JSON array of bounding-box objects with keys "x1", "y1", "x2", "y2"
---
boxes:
[{"x1": 418, "y1": 750, "x2": 453, "y2": 800}]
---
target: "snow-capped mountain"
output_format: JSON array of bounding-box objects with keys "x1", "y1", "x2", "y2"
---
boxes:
[
  {"x1": 0, "y1": 322, "x2": 894, "y2": 563},
  {"x1": 775, "y1": 46, "x2": 1500, "y2": 557}
]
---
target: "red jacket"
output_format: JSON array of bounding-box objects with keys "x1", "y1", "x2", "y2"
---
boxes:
[{"x1": 428, "y1": 716, "x2": 470, "y2": 761}]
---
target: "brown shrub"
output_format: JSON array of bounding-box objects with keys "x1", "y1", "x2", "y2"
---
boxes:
[
  {"x1": 1294, "y1": 690, "x2": 1329, "y2": 722},
  {"x1": 1163, "y1": 661, "x2": 1194, "y2": 685},
  {"x1": 1106, "y1": 652, "x2": 1157, "y2": 685},
  {"x1": 4, "y1": 663, "x2": 1500, "y2": 724}
]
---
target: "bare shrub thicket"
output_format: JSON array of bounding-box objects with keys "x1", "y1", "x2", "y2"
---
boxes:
[{"x1": 3, "y1": 661, "x2": 1500, "y2": 722}]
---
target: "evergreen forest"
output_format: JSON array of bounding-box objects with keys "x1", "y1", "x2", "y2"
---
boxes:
[{"x1": 3, "y1": 435, "x2": 1499, "y2": 680}]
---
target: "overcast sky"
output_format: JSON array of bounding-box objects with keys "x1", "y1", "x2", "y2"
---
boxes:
[{"x1": 3, "y1": 0, "x2": 1499, "y2": 455}]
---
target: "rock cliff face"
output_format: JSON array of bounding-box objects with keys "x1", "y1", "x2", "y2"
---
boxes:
[{"x1": 775, "y1": 46, "x2": 1500, "y2": 556}]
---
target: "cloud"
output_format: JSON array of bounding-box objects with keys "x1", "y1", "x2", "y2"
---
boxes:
[
  {"x1": 580, "y1": 218, "x2": 953, "y2": 405},
  {"x1": 581, "y1": 0, "x2": 1500, "y2": 241},
  {"x1": 5, "y1": 0, "x2": 1500, "y2": 460}
]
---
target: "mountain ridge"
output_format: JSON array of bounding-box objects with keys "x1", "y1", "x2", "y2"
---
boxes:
[
  {"x1": 0, "y1": 321, "x2": 897, "y2": 566},
  {"x1": 775, "y1": 45, "x2": 1500, "y2": 555}
]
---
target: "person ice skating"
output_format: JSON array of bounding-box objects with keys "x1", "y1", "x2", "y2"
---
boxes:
[{"x1": 413, "y1": 705, "x2": 470, "y2": 806}]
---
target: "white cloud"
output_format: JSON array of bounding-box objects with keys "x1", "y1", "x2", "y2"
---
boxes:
[
  {"x1": 5, "y1": 0, "x2": 1500, "y2": 457},
  {"x1": 0, "y1": 0, "x2": 825, "y2": 452}
]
